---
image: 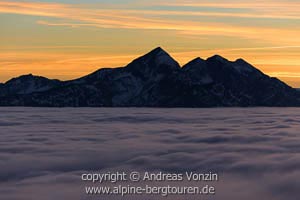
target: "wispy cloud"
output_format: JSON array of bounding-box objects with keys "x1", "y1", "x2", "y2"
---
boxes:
[
  {"x1": 145, "y1": 0, "x2": 300, "y2": 19},
  {"x1": 177, "y1": 46, "x2": 300, "y2": 54},
  {"x1": 0, "y1": 51, "x2": 140, "y2": 82},
  {"x1": 268, "y1": 72, "x2": 300, "y2": 78},
  {"x1": 158, "y1": 0, "x2": 300, "y2": 12},
  {"x1": 132, "y1": 9, "x2": 300, "y2": 20},
  {"x1": 1, "y1": 1, "x2": 300, "y2": 45}
]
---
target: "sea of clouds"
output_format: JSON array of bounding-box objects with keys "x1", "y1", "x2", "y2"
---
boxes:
[{"x1": 0, "y1": 107, "x2": 299, "y2": 200}]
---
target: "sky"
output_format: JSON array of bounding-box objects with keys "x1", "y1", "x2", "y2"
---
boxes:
[{"x1": 0, "y1": 0, "x2": 300, "y2": 87}]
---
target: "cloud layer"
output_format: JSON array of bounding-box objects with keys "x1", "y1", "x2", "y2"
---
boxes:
[{"x1": 0, "y1": 108, "x2": 300, "y2": 199}]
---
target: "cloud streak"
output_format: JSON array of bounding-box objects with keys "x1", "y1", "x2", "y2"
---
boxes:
[
  {"x1": 158, "y1": 0, "x2": 300, "y2": 13},
  {"x1": 268, "y1": 72, "x2": 300, "y2": 78},
  {"x1": 0, "y1": 1, "x2": 300, "y2": 44}
]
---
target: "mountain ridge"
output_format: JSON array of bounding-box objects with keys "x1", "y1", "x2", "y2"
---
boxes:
[{"x1": 1, "y1": 47, "x2": 299, "y2": 107}]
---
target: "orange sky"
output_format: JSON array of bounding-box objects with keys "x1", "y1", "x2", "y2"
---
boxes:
[{"x1": 0, "y1": 0, "x2": 300, "y2": 87}]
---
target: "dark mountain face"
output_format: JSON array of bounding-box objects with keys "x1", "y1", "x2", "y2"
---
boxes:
[
  {"x1": 0, "y1": 47, "x2": 299, "y2": 107},
  {"x1": 0, "y1": 74, "x2": 61, "y2": 97},
  {"x1": 183, "y1": 56, "x2": 300, "y2": 106}
]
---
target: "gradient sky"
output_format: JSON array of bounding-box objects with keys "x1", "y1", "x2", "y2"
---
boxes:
[{"x1": 1, "y1": 0, "x2": 300, "y2": 87}]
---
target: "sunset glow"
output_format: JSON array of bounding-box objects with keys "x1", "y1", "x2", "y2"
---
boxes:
[{"x1": 1, "y1": 0, "x2": 300, "y2": 87}]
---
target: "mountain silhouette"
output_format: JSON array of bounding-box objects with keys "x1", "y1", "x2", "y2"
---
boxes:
[{"x1": 1, "y1": 47, "x2": 299, "y2": 107}]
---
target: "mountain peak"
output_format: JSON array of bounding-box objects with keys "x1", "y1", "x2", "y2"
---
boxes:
[
  {"x1": 189, "y1": 57, "x2": 205, "y2": 64},
  {"x1": 5, "y1": 74, "x2": 34, "y2": 84},
  {"x1": 126, "y1": 47, "x2": 180, "y2": 73},
  {"x1": 3, "y1": 73, "x2": 61, "y2": 95},
  {"x1": 151, "y1": 46, "x2": 166, "y2": 53},
  {"x1": 146, "y1": 47, "x2": 172, "y2": 59},
  {"x1": 183, "y1": 57, "x2": 206, "y2": 69},
  {"x1": 18, "y1": 74, "x2": 34, "y2": 79},
  {"x1": 207, "y1": 55, "x2": 228, "y2": 62},
  {"x1": 24, "y1": 73, "x2": 33, "y2": 77},
  {"x1": 235, "y1": 58, "x2": 248, "y2": 64},
  {"x1": 232, "y1": 58, "x2": 262, "y2": 74}
]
